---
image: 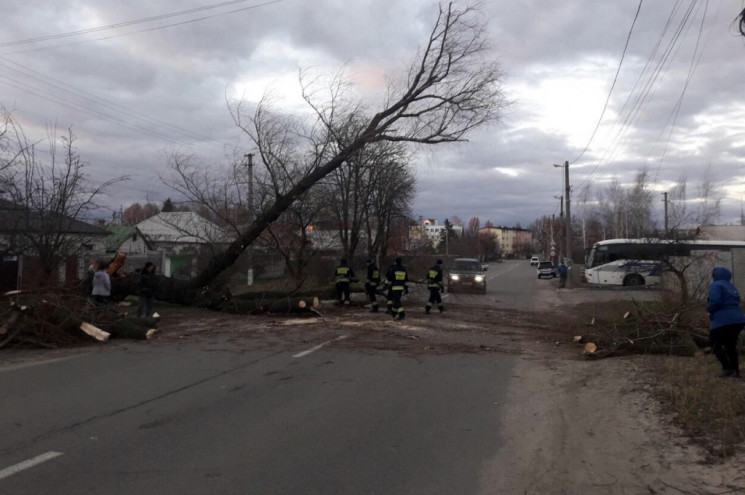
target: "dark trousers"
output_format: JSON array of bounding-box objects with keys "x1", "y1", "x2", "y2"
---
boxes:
[
  {"x1": 391, "y1": 289, "x2": 404, "y2": 317},
  {"x1": 138, "y1": 294, "x2": 154, "y2": 318},
  {"x1": 426, "y1": 288, "x2": 442, "y2": 308},
  {"x1": 365, "y1": 285, "x2": 379, "y2": 309},
  {"x1": 336, "y1": 282, "x2": 351, "y2": 303},
  {"x1": 559, "y1": 276, "x2": 567, "y2": 288},
  {"x1": 710, "y1": 323, "x2": 744, "y2": 372}
]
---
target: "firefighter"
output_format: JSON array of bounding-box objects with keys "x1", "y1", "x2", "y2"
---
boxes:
[
  {"x1": 425, "y1": 259, "x2": 445, "y2": 314},
  {"x1": 365, "y1": 258, "x2": 381, "y2": 312},
  {"x1": 335, "y1": 258, "x2": 355, "y2": 305},
  {"x1": 386, "y1": 257, "x2": 409, "y2": 320}
]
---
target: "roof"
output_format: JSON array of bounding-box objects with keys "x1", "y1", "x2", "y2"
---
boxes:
[
  {"x1": 0, "y1": 198, "x2": 110, "y2": 236},
  {"x1": 135, "y1": 212, "x2": 231, "y2": 244},
  {"x1": 105, "y1": 225, "x2": 145, "y2": 251}
]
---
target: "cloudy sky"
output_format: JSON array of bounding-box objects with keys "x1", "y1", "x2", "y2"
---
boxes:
[{"x1": 2, "y1": 0, "x2": 745, "y2": 228}]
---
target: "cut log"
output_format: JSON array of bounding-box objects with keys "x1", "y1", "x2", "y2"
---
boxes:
[
  {"x1": 80, "y1": 322, "x2": 110, "y2": 342},
  {"x1": 107, "y1": 252, "x2": 127, "y2": 276},
  {"x1": 583, "y1": 342, "x2": 598, "y2": 354},
  {"x1": 573, "y1": 335, "x2": 583, "y2": 343},
  {"x1": 109, "y1": 318, "x2": 157, "y2": 340},
  {"x1": 3, "y1": 290, "x2": 22, "y2": 297}
]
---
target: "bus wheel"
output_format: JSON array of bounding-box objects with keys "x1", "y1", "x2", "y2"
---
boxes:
[{"x1": 623, "y1": 274, "x2": 645, "y2": 287}]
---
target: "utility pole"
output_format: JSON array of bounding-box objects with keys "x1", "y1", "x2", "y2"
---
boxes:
[
  {"x1": 245, "y1": 153, "x2": 254, "y2": 222},
  {"x1": 245, "y1": 153, "x2": 254, "y2": 286},
  {"x1": 662, "y1": 191, "x2": 669, "y2": 236},
  {"x1": 554, "y1": 161, "x2": 572, "y2": 265}
]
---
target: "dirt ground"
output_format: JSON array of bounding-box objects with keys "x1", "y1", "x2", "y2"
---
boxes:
[{"x1": 149, "y1": 285, "x2": 745, "y2": 494}]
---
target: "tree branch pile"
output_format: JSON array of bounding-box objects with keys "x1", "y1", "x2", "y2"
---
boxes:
[
  {"x1": 1, "y1": 290, "x2": 157, "y2": 349},
  {"x1": 575, "y1": 301, "x2": 708, "y2": 359}
]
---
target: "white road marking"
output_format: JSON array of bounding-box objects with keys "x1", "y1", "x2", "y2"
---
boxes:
[
  {"x1": 0, "y1": 451, "x2": 63, "y2": 480},
  {"x1": 293, "y1": 335, "x2": 347, "y2": 358}
]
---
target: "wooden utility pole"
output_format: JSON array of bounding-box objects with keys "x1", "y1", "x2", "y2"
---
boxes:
[
  {"x1": 663, "y1": 191, "x2": 669, "y2": 236},
  {"x1": 245, "y1": 153, "x2": 254, "y2": 222},
  {"x1": 554, "y1": 161, "x2": 571, "y2": 265}
]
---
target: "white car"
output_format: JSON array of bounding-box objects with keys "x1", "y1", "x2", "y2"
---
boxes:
[{"x1": 530, "y1": 256, "x2": 540, "y2": 266}]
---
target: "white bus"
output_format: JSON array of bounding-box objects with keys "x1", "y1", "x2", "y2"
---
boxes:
[{"x1": 584, "y1": 238, "x2": 745, "y2": 287}]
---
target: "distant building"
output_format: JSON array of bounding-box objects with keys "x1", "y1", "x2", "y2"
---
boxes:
[
  {"x1": 409, "y1": 218, "x2": 463, "y2": 250},
  {"x1": 479, "y1": 226, "x2": 533, "y2": 259}
]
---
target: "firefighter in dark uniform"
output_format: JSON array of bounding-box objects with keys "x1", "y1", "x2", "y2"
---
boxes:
[
  {"x1": 386, "y1": 257, "x2": 409, "y2": 320},
  {"x1": 335, "y1": 258, "x2": 355, "y2": 305},
  {"x1": 425, "y1": 259, "x2": 445, "y2": 314},
  {"x1": 365, "y1": 259, "x2": 381, "y2": 312}
]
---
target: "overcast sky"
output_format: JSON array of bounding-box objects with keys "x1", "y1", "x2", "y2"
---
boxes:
[{"x1": 2, "y1": 0, "x2": 745, "y2": 228}]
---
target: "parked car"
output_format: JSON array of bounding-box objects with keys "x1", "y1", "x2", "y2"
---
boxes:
[
  {"x1": 447, "y1": 258, "x2": 487, "y2": 293},
  {"x1": 536, "y1": 260, "x2": 557, "y2": 279},
  {"x1": 530, "y1": 256, "x2": 540, "y2": 266}
]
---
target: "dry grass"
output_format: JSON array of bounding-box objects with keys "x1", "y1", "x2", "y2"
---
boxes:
[
  {"x1": 559, "y1": 299, "x2": 745, "y2": 459},
  {"x1": 655, "y1": 357, "x2": 745, "y2": 459}
]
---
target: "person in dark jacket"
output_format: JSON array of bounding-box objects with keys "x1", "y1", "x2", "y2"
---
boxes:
[
  {"x1": 335, "y1": 259, "x2": 355, "y2": 306},
  {"x1": 137, "y1": 262, "x2": 159, "y2": 318},
  {"x1": 386, "y1": 257, "x2": 409, "y2": 320},
  {"x1": 557, "y1": 262, "x2": 569, "y2": 288},
  {"x1": 425, "y1": 259, "x2": 445, "y2": 314},
  {"x1": 707, "y1": 267, "x2": 745, "y2": 377},
  {"x1": 364, "y1": 259, "x2": 381, "y2": 312}
]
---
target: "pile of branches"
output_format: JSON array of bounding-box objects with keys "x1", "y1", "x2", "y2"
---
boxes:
[
  {"x1": 575, "y1": 301, "x2": 708, "y2": 359},
  {"x1": 1, "y1": 289, "x2": 158, "y2": 349}
]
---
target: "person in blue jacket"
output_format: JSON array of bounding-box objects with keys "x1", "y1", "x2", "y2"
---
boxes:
[{"x1": 707, "y1": 267, "x2": 745, "y2": 377}]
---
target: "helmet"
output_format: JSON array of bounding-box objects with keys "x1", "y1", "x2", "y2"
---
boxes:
[
  {"x1": 395, "y1": 257, "x2": 402, "y2": 264},
  {"x1": 436, "y1": 259, "x2": 443, "y2": 265}
]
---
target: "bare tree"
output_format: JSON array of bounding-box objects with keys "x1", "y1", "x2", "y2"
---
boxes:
[
  {"x1": 0, "y1": 120, "x2": 126, "y2": 281},
  {"x1": 121, "y1": 202, "x2": 161, "y2": 226},
  {"x1": 188, "y1": 2, "x2": 509, "y2": 290}
]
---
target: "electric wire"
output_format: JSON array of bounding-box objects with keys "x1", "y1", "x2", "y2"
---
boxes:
[
  {"x1": 575, "y1": 0, "x2": 704, "y2": 191},
  {"x1": 0, "y1": 56, "x2": 231, "y2": 156},
  {"x1": 570, "y1": 0, "x2": 644, "y2": 166},
  {"x1": 0, "y1": 0, "x2": 286, "y2": 51}
]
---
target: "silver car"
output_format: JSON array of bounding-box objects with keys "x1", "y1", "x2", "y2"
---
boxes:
[{"x1": 536, "y1": 261, "x2": 557, "y2": 279}]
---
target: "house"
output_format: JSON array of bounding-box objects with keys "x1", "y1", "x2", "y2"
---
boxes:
[
  {"x1": 132, "y1": 212, "x2": 233, "y2": 280},
  {"x1": 105, "y1": 225, "x2": 151, "y2": 254},
  {"x1": 0, "y1": 198, "x2": 109, "y2": 290},
  {"x1": 135, "y1": 212, "x2": 232, "y2": 253}
]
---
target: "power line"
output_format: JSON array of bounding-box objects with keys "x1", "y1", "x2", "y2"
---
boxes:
[
  {"x1": 576, "y1": 0, "x2": 711, "y2": 191},
  {"x1": 0, "y1": 0, "x2": 287, "y2": 51},
  {"x1": 570, "y1": 0, "x2": 644, "y2": 165}
]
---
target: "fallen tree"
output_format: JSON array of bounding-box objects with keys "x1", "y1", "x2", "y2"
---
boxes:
[
  {"x1": 1, "y1": 290, "x2": 157, "y2": 349},
  {"x1": 154, "y1": 3, "x2": 508, "y2": 304}
]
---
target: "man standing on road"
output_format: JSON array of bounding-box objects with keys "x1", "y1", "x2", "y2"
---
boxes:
[
  {"x1": 425, "y1": 259, "x2": 445, "y2": 314},
  {"x1": 386, "y1": 257, "x2": 409, "y2": 320},
  {"x1": 557, "y1": 262, "x2": 568, "y2": 289},
  {"x1": 365, "y1": 258, "x2": 381, "y2": 312},
  {"x1": 335, "y1": 258, "x2": 355, "y2": 306}
]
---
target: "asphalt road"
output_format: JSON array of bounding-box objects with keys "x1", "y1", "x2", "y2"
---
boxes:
[
  {"x1": 0, "y1": 326, "x2": 517, "y2": 494},
  {"x1": 1, "y1": 260, "x2": 659, "y2": 493}
]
